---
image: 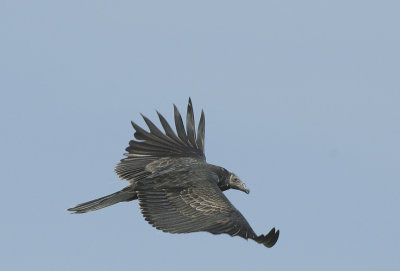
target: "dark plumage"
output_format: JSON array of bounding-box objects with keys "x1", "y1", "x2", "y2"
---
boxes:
[{"x1": 68, "y1": 98, "x2": 279, "y2": 248}]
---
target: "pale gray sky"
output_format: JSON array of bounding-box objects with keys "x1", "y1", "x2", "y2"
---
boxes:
[{"x1": 1, "y1": 1, "x2": 399, "y2": 270}]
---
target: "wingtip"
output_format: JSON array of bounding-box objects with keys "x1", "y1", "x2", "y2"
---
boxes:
[
  {"x1": 140, "y1": 113, "x2": 148, "y2": 123},
  {"x1": 253, "y1": 227, "x2": 280, "y2": 248},
  {"x1": 140, "y1": 113, "x2": 150, "y2": 123},
  {"x1": 173, "y1": 104, "x2": 180, "y2": 116},
  {"x1": 266, "y1": 227, "x2": 280, "y2": 248},
  {"x1": 130, "y1": 120, "x2": 140, "y2": 131}
]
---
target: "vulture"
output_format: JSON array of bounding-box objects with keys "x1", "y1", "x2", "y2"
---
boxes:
[{"x1": 68, "y1": 98, "x2": 279, "y2": 248}]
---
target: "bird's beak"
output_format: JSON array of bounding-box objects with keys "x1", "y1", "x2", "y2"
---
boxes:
[
  {"x1": 229, "y1": 173, "x2": 250, "y2": 194},
  {"x1": 242, "y1": 183, "x2": 250, "y2": 194},
  {"x1": 236, "y1": 179, "x2": 250, "y2": 194}
]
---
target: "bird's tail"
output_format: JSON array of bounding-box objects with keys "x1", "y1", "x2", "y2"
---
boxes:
[{"x1": 68, "y1": 186, "x2": 137, "y2": 214}]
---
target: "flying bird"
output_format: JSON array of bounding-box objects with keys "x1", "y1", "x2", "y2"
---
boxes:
[{"x1": 68, "y1": 98, "x2": 279, "y2": 248}]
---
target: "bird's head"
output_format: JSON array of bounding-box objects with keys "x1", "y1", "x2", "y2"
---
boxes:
[{"x1": 228, "y1": 173, "x2": 250, "y2": 194}]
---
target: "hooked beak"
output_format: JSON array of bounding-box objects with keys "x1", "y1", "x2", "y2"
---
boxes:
[
  {"x1": 241, "y1": 183, "x2": 250, "y2": 194},
  {"x1": 230, "y1": 173, "x2": 250, "y2": 194}
]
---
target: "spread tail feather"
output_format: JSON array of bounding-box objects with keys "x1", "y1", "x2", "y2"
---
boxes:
[{"x1": 68, "y1": 186, "x2": 137, "y2": 214}]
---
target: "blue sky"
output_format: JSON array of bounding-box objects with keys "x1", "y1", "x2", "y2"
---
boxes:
[{"x1": 1, "y1": 1, "x2": 399, "y2": 270}]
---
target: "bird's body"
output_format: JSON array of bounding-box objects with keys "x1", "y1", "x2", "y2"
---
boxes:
[{"x1": 68, "y1": 98, "x2": 279, "y2": 248}]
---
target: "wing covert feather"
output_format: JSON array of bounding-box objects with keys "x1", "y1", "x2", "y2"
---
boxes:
[{"x1": 136, "y1": 170, "x2": 258, "y2": 240}]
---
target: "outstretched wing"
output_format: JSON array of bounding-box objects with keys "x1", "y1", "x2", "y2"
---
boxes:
[
  {"x1": 135, "y1": 170, "x2": 279, "y2": 248},
  {"x1": 115, "y1": 98, "x2": 206, "y2": 182}
]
